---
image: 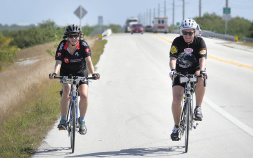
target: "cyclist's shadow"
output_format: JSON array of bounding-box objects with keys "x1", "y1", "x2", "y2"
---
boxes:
[
  {"x1": 65, "y1": 146, "x2": 185, "y2": 157},
  {"x1": 34, "y1": 147, "x2": 72, "y2": 156}
]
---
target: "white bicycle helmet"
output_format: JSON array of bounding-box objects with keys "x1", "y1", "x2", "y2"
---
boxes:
[{"x1": 180, "y1": 19, "x2": 198, "y2": 30}]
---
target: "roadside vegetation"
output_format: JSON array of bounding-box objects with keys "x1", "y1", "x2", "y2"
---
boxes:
[
  {"x1": 194, "y1": 13, "x2": 253, "y2": 40},
  {"x1": 169, "y1": 13, "x2": 253, "y2": 41},
  {"x1": 0, "y1": 36, "x2": 19, "y2": 70},
  {"x1": 0, "y1": 38, "x2": 107, "y2": 158},
  {"x1": 0, "y1": 20, "x2": 121, "y2": 71}
]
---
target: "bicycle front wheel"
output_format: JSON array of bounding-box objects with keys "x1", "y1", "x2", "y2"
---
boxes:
[
  {"x1": 70, "y1": 102, "x2": 76, "y2": 153},
  {"x1": 185, "y1": 100, "x2": 190, "y2": 153}
]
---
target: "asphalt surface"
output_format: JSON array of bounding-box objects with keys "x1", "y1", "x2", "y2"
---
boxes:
[{"x1": 33, "y1": 33, "x2": 253, "y2": 158}]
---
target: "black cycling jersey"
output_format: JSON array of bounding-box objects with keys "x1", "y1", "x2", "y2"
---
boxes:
[
  {"x1": 55, "y1": 39, "x2": 91, "y2": 75},
  {"x1": 170, "y1": 36, "x2": 207, "y2": 74}
]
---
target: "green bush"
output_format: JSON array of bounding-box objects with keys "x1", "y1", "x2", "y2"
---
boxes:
[
  {"x1": 194, "y1": 13, "x2": 252, "y2": 40},
  {"x1": 0, "y1": 36, "x2": 19, "y2": 70}
]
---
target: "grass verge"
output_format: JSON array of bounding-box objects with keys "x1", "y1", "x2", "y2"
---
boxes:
[
  {"x1": 239, "y1": 41, "x2": 253, "y2": 47},
  {"x1": 0, "y1": 39, "x2": 107, "y2": 158}
]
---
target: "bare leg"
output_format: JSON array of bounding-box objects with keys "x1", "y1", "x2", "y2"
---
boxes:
[
  {"x1": 78, "y1": 84, "x2": 88, "y2": 117},
  {"x1": 61, "y1": 83, "x2": 71, "y2": 116},
  {"x1": 195, "y1": 71, "x2": 206, "y2": 107},
  {"x1": 172, "y1": 86, "x2": 184, "y2": 125}
]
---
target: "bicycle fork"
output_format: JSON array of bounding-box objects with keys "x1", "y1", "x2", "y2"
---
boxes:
[
  {"x1": 69, "y1": 84, "x2": 79, "y2": 128},
  {"x1": 185, "y1": 93, "x2": 198, "y2": 130}
]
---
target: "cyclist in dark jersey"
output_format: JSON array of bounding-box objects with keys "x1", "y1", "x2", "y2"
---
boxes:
[
  {"x1": 169, "y1": 19, "x2": 208, "y2": 140},
  {"x1": 49, "y1": 24, "x2": 100, "y2": 135}
]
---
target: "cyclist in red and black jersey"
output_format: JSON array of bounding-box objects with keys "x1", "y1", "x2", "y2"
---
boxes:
[
  {"x1": 169, "y1": 19, "x2": 208, "y2": 140},
  {"x1": 49, "y1": 24, "x2": 100, "y2": 135}
]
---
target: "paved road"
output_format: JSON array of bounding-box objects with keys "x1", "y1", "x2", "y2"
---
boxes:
[{"x1": 34, "y1": 33, "x2": 253, "y2": 158}]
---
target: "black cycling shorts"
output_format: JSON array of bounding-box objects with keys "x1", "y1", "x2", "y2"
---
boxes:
[
  {"x1": 173, "y1": 67, "x2": 200, "y2": 87},
  {"x1": 60, "y1": 69, "x2": 88, "y2": 85}
]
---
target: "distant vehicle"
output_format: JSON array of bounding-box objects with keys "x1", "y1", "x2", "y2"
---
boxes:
[
  {"x1": 196, "y1": 24, "x2": 202, "y2": 37},
  {"x1": 145, "y1": 25, "x2": 152, "y2": 32},
  {"x1": 125, "y1": 17, "x2": 139, "y2": 33},
  {"x1": 152, "y1": 17, "x2": 168, "y2": 33},
  {"x1": 131, "y1": 24, "x2": 144, "y2": 34}
]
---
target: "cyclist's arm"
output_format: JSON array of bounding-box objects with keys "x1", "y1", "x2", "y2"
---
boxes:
[
  {"x1": 199, "y1": 57, "x2": 208, "y2": 79},
  {"x1": 170, "y1": 57, "x2": 177, "y2": 70},
  {"x1": 199, "y1": 57, "x2": 206, "y2": 72},
  {"x1": 54, "y1": 60, "x2": 62, "y2": 74},
  {"x1": 49, "y1": 60, "x2": 61, "y2": 79},
  {"x1": 85, "y1": 56, "x2": 95, "y2": 75}
]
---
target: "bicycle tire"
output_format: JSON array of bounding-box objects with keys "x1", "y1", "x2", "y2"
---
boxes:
[
  {"x1": 185, "y1": 100, "x2": 190, "y2": 153},
  {"x1": 70, "y1": 102, "x2": 76, "y2": 153},
  {"x1": 180, "y1": 105, "x2": 186, "y2": 139}
]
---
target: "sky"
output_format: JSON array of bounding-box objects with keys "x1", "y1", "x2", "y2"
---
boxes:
[{"x1": 1, "y1": 0, "x2": 253, "y2": 27}]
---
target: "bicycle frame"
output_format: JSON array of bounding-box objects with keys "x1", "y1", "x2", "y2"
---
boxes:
[
  {"x1": 183, "y1": 76, "x2": 196, "y2": 153},
  {"x1": 173, "y1": 73, "x2": 199, "y2": 153},
  {"x1": 54, "y1": 75, "x2": 95, "y2": 153},
  {"x1": 68, "y1": 80, "x2": 79, "y2": 153},
  {"x1": 67, "y1": 80, "x2": 79, "y2": 126}
]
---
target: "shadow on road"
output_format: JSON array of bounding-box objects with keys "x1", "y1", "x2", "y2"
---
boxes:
[
  {"x1": 66, "y1": 146, "x2": 185, "y2": 157},
  {"x1": 34, "y1": 147, "x2": 72, "y2": 157}
]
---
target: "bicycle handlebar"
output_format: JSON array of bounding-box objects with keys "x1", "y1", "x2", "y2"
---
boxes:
[
  {"x1": 54, "y1": 75, "x2": 96, "y2": 84},
  {"x1": 54, "y1": 76, "x2": 96, "y2": 80},
  {"x1": 172, "y1": 72, "x2": 207, "y2": 87}
]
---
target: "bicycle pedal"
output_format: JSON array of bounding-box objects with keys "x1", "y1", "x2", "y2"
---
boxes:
[
  {"x1": 194, "y1": 118, "x2": 202, "y2": 121},
  {"x1": 58, "y1": 128, "x2": 67, "y2": 130}
]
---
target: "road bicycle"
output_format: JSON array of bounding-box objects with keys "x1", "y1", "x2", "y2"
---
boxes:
[
  {"x1": 54, "y1": 75, "x2": 95, "y2": 153},
  {"x1": 173, "y1": 72, "x2": 206, "y2": 153}
]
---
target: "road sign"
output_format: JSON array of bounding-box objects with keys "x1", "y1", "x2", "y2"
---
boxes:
[
  {"x1": 74, "y1": 5, "x2": 87, "y2": 19},
  {"x1": 235, "y1": 36, "x2": 238, "y2": 41},
  {"x1": 223, "y1": 7, "x2": 231, "y2": 14},
  {"x1": 222, "y1": 14, "x2": 231, "y2": 21}
]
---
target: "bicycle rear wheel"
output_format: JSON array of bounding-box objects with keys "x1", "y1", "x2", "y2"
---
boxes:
[
  {"x1": 185, "y1": 101, "x2": 190, "y2": 153},
  {"x1": 70, "y1": 102, "x2": 76, "y2": 153}
]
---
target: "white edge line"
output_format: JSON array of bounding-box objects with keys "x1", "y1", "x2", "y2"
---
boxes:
[{"x1": 204, "y1": 97, "x2": 253, "y2": 137}]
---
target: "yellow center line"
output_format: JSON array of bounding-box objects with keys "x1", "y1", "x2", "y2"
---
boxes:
[
  {"x1": 207, "y1": 55, "x2": 253, "y2": 69},
  {"x1": 153, "y1": 34, "x2": 253, "y2": 70},
  {"x1": 154, "y1": 34, "x2": 173, "y2": 43}
]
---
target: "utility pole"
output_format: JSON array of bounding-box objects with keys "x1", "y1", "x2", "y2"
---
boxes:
[
  {"x1": 225, "y1": 0, "x2": 228, "y2": 34},
  {"x1": 146, "y1": 9, "x2": 149, "y2": 26},
  {"x1": 173, "y1": 0, "x2": 175, "y2": 25},
  {"x1": 154, "y1": 8, "x2": 156, "y2": 18},
  {"x1": 150, "y1": 9, "x2": 152, "y2": 25},
  {"x1": 158, "y1": 3, "x2": 160, "y2": 17},
  {"x1": 183, "y1": 0, "x2": 185, "y2": 20},
  {"x1": 199, "y1": 0, "x2": 202, "y2": 17},
  {"x1": 164, "y1": 0, "x2": 166, "y2": 17}
]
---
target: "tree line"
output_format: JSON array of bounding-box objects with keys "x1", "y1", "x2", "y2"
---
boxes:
[
  {"x1": 0, "y1": 20, "x2": 122, "y2": 71},
  {"x1": 194, "y1": 13, "x2": 253, "y2": 39}
]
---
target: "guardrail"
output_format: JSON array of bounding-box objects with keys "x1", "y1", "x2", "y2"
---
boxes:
[
  {"x1": 172, "y1": 29, "x2": 237, "y2": 41},
  {"x1": 171, "y1": 29, "x2": 180, "y2": 34},
  {"x1": 172, "y1": 29, "x2": 253, "y2": 42},
  {"x1": 202, "y1": 30, "x2": 235, "y2": 41},
  {"x1": 243, "y1": 37, "x2": 253, "y2": 42}
]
